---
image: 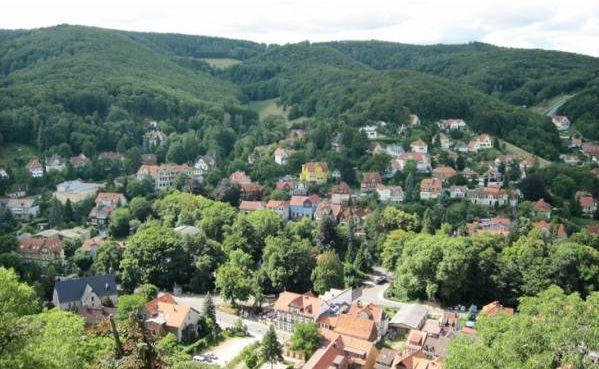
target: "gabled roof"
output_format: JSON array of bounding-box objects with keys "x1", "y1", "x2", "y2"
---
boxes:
[
  {"x1": 95, "y1": 192, "x2": 125, "y2": 205},
  {"x1": 54, "y1": 274, "x2": 117, "y2": 304},
  {"x1": 239, "y1": 200, "x2": 266, "y2": 211},
  {"x1": 334, "y1": 314, "x2": 377, "y2": 341},
  {"x1": 532, "y1": 199, "x2": 551, "y2": 212},
  {"x1": 362, "y1": 172, "x2": 382, "y2": 183},
  {"x1": 266, "y1": 200, "x2": 290, "y2": 209},
  {"x1": 19, "y1": 235, "x2": 63, "y2": 254},
  {"x1": 274, "y1": 291, "x2": 324, "y2": 319},
  {"x1": 481, "y1": 301, "x2": 514, "y2": 315},
  {"x1": 347, "y1": 302, "x2": 384, "y2": 325},
  {"x1": 303, "y1": 161, "x2": 329, "y2": 172},
  {"x1": 332, "y1": 181, "x2": 352, "y2": 195},
  {"x1": 145, "y1": 293, "x2": 177, "y2": 316}
]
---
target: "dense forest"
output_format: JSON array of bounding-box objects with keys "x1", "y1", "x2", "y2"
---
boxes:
[
  {"x1": 324, "y1": 40, "x2": 599, "y2": 107},
  {"x1": 1, "y1": 25, "x2": 598, "y2": 162}
]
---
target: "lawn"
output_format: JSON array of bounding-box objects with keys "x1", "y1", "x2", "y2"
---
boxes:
[
  {"x1": 500, "y1": 139, "x2": 551, "y2": 168},
  {"x1": 201, "y1": 58, "x2": 242, "y2": 69},
  {"x1": 0, "y1": 143, "x2": 38, "y2": 168}
]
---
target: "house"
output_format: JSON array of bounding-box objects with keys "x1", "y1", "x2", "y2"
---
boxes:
[
  {"x1": 274, "y1": 291, "x2": 327, "y2": 331},
  {"x1": 70, "y1": 153, "x2": 91, "y2": 168},
  {"x1": 339, "y1": 207, "x2": 370, "y2": 227},
  {"x1": 361, "y1": 122, "x2": 386, "y2": 139},
  {"x1": 374, "y1": 348, "x2": 397, "y2": 369},
  {"x1": 96, "y1": 192, "x2": 127, "y2": 208},
  {"x1": 136, "y1": 164, "x2": 191, "y2": 190},
  {"x1": 229, "y1": 170, "x2": 252, "y2": 184},
  {"x1": 437, "y1": 118, "x2": 466, "y2": 131},
  {"x1": 55, "y1": 180, "x2": 104, "y2": 204},
  {"x1": 143, "y1": 130, "x2": 167, "y2": 148},
  {"x1": 390, "y1": 152, "x2": 431, "y2": 175},
  {"x1": 26, "y1": 157, "x2": 44, "y2": 177},
  {"x1": 532, "y1": 199, "x2": 552, "y2": 219},
  {"x1": 439, "y1": 133, "x2": 451, "y2": 150},
  {"x1": 5, "y1": 196, "x2": 39, "y2": 220},
  {"x1": 481, "y1": 301, "x2": 514, "y2": 315},
  {"x1": 552, "y1": 115, "x2": 570, "y2": 130},
  {"x1": 302, "y1": 329, "x2": 379, "y2": 369},
  {"x1": 331, "y1": 181, "x2": 352, "y2": 205},
  {"x1": 385, "y1": 145, "x2": 404, "y2": 157},
  {"x1": 395, "y1": 349, "x2": 442, "y2": 369},
  {"x1": 144, "y1": 294, "x2": 201, "y2": 342},
  {"x1": 288, "y1": 129, "x2": 306, "y2": 141},
  {"x1": 468, "y1": 217, "x2": 512, "y2": 236},
  {"x1": 140, "y1": 153, "x2": 157, "y2": 165},
  {"x1": 88, "y1": 206, "x2": 114, "y2": 227},
  {"x1": 468, "y1": 186, "x2": 510, "y2": 207},
  {"x1": 361, "y1": 172, "x2": 382, "y2": 193},
  {"x1": 408, "y1": 114, "x2": 420, "y2": 126},
  {"x1": 276, "y1": 178, "x2": 308, "y2": 196},
  {"x1": 419, "y1": 178, "x2": 442, "y2": 200},
  {"x1": 274, "y1": 147, "x2": 290, "y2": 165},
  {"x1": 580, "y1": 196, "x2": 597, "y2": 215},
  {"x1": 560, "y1": 154, "x2": 580, "y2": 165},
  {"x1": 532, "y1": 220, "x2": 552, "y2": 236},
  {"x1": 18, "y1": 235, "x2": 64, "y2": 265},
  {"x1": 389, "y1": 304, "x2": 428, "y2": 335},
  {"x1": 144, "y1": 119, "x2": 158, "y2": 129},
  {"x1": 314, "y1": 201, "x2": 343, "y2": 223},
  {"x1": 448, "y1": 185, "x2": 467, "y2": 199},
  {"x1": 266, "y1": 200, "x2": 290, "y2": 220},
  {"x1": 410, "y1": 140, "x2": 428, "y2": 154},
  {"x1": 347, "y1": 302, "x2": 388, "y2": 340},
  {"x1": 300, "y1": 162, "x2": 330, "y2": 183},
  {"x1": 432, "y1": 166, "x2": 457, "y2": 182},
  {"x1": 45, "y1": 154, "x2": 66, "y2": 172},
  {"x1": 582, "y1": 143, "x2": 599, "y2": 161},
  {"x1": 569, "y1": 137, "x2": 583, "y2": 149},
  {"x1": 290, "y1": 195, "x2": 319, "y2": 219},
  {"x1": 376, "y1": 184, "x2": 404, "y2": 205},
  {"x1": 240, "y1": 182, "x2": 265, "y2": 200},
  {"x1": 0, "y1": 168, "x2": 8, "y2": 180},
  {"x1": 461, "y1": 167, "x2": 477, "y2": 179},
  {"x1": 475, "y1": 134, "x2": 494, "y2": 150},
  {"x1": 454, "y1": 140, "x2": 469, "y2": 153},
  {"x1": 239, "y1": 201, "x2": 266, "y2": 213},
  {"x1": 53, "y1": 274, "x2": 117, "y2": 310},
  {"x1": 326, "y1": 314, "x2": 378, "y2": 342},
  {"x1": 193, "y1": 155, "x2": 215, "y2": 176},
  {"x1": 81, "y1": 236, "x2": 107, "y2": 257}
]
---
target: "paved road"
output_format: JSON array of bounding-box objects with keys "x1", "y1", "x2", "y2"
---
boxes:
[
  {"x1": 544, "y1": 95, "x2": 573, "y2": 116},
  {"x1": 173, "y1": 294, "x2": 291, "y2": 342}
]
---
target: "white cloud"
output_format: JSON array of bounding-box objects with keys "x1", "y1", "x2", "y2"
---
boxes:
[{"x1": 0, "y1": 0, "x2": 598, "y2": 56}]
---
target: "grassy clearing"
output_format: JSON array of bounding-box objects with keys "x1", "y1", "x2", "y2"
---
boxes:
[
  {"x1": 249, "y1": 99, "x2": 289, "y2": 121},
  {"x1": 530, "y1": 94, "x2": 576, "y2": 115},
  {"x1": 500, "y1": 139, "x2": 551, "y2": 168},
  {"x1": 202, "y1": 58, "x2": 242, "y2": 69},
  {"x1": 0, "y1": 143, "x2": 38, "y2": 167}
]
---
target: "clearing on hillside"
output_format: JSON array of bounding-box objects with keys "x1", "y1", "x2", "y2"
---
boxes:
[
  {"x1": 500, "y1": 139, "x2": 551, "y2": 168},
  {"x1": 201, "y1": 58, "x2": 242, "y2": 69}
]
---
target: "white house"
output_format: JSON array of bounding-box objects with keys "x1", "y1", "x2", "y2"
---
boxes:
[
  {"x1": 53, "y1": 274, "x2": 118, "y2": 310},
  {"x1": 552, "y1": 116, "x2": 570, "y2": 131},
  {"x1": 274, "y1": 147, "x2": 290, "y2": 165},
  {"x1": 410, "y1": 139, "x2": 428, "y2": 153},
  {"x1": 376, "y1": 184, "x2": 404, "y2": 205},
  {"x1": 193, "y1": 155, "x2": 215, "y2": 176},
  {"x1": 439, "y1": 133, "x2": 451, "y2": 150},
  {"x1": 45, "y1": 154, "x2": 67, "y2": 172},
  {"x1": 26, "y1": 158, "x2": 44, "y2": 177},
  {"x1": 361, "y1": 125, "x2": 379, "y2": 139}
]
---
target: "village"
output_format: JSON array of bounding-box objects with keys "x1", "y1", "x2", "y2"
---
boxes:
[{"x1": 0, "y1": 112, "x2": 598, "y2": 369}]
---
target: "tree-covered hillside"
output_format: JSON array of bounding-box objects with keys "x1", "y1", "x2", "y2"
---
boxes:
[
  {"x1": 228, "y1": 43, "x2": 561, "y2": 159},
  {"x1": 325, "y1": 40, "x2": 599, "y2": 107},
  {"x1": 0, "y1": 25, "x2": 256, "y2": 154},
  {"x1": 560, "y1": 77, "x2": 599, "y2": 140}
]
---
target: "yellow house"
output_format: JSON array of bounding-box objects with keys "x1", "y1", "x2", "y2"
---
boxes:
[{"x1": 300, "y1": 162, "x2": 330, "y2": 182}]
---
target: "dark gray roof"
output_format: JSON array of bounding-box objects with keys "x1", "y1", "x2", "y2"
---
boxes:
[{"x1": 54, "y1": 274, "x2": 117, "y2": 303}]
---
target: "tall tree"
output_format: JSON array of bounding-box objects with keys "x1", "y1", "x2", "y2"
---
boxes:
[
  {"x1": 261, "y1": 325, "x2": 283, "y2": 369},
  {"x1": 288, "y1": 322, "x2": 320, "y2": 360},
  {"x1": 311, "y1": 250, "x2": 344, "y2": 294}
]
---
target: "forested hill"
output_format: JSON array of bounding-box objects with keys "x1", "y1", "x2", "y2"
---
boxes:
[
  {"x1": 323, "y1": 40, "x2": 599, "y2": 107},
  {"x1": 1, "y1": 25, "x2": 598, "y2": 160},
  {"x1": 0, "y1": 25, "x2": 256, "y2": 155},
  {"x1": 227, "y1": 43, "x2": 561, "y2": 159}
]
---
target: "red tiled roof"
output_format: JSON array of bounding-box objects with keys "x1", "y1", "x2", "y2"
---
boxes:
[
  {"x1": 239, "y1": 201, "x2": 266, "y2": 211},
  {"x1": 95, "y1": 192, "x2": 124, "y2": 205},
  {"x1": 266, "y1": 200, "x2": 290, "y2": 209},
  {"x1": 19, "y1": 235, "x2": 63, "y2": 253},
  {"x1": 333, "y1": 314, "x2": 377, "y2": 341},
  {"x1": 229, "y1": 171, "x2": 251, "y2": 183},
  {"x1": 303, "y1": 162, "x2": 329, "y2": 172},
  {"x1": 532, "y1": 199, "x2": 551, "y2": 212},
  {"x1": 362, "y1": 172, "x2": 382, "y2": 183},
  {"x1": 481, "y1": 301, "x2": 514, "y2": 315},
  {"x1": 579, "y1": 196, "x2": 595, "y2": 207},
  {"x1": 145, "y1": 293, "x2": 177, "y2": 316},
  {"x1": 347, "y1": 302, "x2": 384, "y2": 325},
  {"x1": 332, "y1": 181, "x2": 352, "y2": 195},
  {"x1": 274, "y1": 291, "x2": 324, "y2": 319}
]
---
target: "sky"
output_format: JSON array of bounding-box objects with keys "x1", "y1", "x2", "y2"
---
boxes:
[{"x1": 2, "y1": 0, "x2": 599, "y2": 56}]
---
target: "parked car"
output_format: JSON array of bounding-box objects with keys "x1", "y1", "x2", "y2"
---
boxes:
[{"x1": 374, "y1": 276, "x2": 387, "y2": 284}]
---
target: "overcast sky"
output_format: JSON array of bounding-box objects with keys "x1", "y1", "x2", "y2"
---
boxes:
[{"x1": 2, "y1": 0, "x2": 599, "y2": 56}]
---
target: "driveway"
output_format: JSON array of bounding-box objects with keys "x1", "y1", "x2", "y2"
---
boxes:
[{"x1": 205, "y1": 336, "x2": 258, "y2": 367}]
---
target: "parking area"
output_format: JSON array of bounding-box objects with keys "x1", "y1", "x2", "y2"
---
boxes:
[{"x1": 201, "y1": 336, "x2": 259, "y2": 367}]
